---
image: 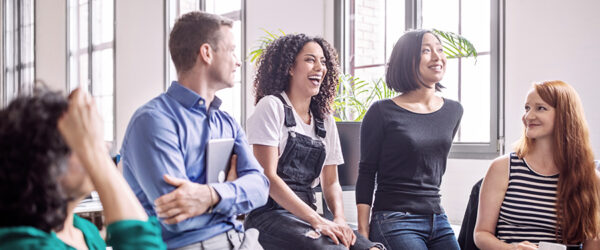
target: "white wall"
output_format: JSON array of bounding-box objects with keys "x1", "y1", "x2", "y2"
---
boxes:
[
  {"x1": 35, "y1": 0, "x2": 66, "y2": 92},
  {"x1": 114, "y1": 0, "x2": 164, "y2": 149},
  {"x1": 504, "y1": 0, "x2": 600, "y2": 155}
]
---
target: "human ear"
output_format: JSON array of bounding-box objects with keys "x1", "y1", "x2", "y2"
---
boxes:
[{"x1": 198, "y1": 43, "x2": 213, "y2": 65}]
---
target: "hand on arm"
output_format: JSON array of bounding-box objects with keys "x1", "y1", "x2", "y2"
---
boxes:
[
  {"x1": 474, "y1": 155, "x2": 536, "y2": 250},
  {"x1": 154, "y1": 175, "x2": 219, "y2": 224},
  {"x1": 154, "y1": 153, "x2": 239, "y2": 223},
  {"x1": 57, "y1": 88, "x2": 148, "y2": 224}
]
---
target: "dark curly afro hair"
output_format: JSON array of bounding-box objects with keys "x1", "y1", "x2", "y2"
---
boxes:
[
  {"x1": 0, "y1": 89, "x2": 70, "y2": 232},
  {"x1": 253, "y1": 34, "x2": 340, "y2": 120}
]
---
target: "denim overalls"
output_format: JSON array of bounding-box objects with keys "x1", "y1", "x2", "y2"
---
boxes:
[
  {"x1": 244, "y1": 95, "x2": 382, "y2": 250},
  {"x1": 250, "y1": 94, "x2": 327, "y2": 215}
]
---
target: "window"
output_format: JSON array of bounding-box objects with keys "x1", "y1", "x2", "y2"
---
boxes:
[
  {"x1": 165, "y1": 0, "x2": 245, "y2": 125},
  {"x1": 67, "y1": 0, "x2": 115, "y2": 142},
  {"x1": 2, "y1": 0, "x2": 35, "y2": 107},
  {"x1": 338, "y1": 0, "x2": 502, "y2": 158}
]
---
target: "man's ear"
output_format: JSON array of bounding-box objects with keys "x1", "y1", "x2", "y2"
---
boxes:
[{"x1": 198, "y1": 43, "x2": 213, "y2": 65}]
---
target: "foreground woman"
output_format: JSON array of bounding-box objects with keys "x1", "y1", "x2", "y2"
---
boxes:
[{"x1": 0, "y1": 88, "x2": 165, "y2": 249}]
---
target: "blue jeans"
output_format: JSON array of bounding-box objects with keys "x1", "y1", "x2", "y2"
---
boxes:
[{"x1": 369, "y1": 211, "x2": 459, "y2": 250}]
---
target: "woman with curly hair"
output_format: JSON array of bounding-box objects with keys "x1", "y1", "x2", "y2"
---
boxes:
[
  {"x1": 474, "y1": 80, "x2": 600, "y2": 249},
  {"x1": 0, "y1": 88, "x2": 165, "y2": 249},
  {"x1": 355, "y1": 30, "x2": 463, "y2": 250},
  {"x1": 244, "y1": 34, "x2": 383, "y2": 250}
]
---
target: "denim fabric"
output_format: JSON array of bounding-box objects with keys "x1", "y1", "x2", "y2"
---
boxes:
[
  {"x1": 370, "y1": 211, "x2": 459, "y2": 250},
  {"x1": 245, "y1": 209, "x2": 379, "y2": 250}
]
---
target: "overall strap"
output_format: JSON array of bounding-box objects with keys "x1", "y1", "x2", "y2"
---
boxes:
[
  {"x1": 274, "y1": 94, "x2": 327, "y2": 138},
  {"x1": 312, "y1": 106, "x2": 327, "y2": 139},
  {"x1": 274, "y1": 94, "x2": 296, "y2": 128}
]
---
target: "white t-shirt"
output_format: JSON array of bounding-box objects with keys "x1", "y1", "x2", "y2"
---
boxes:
[{"x1": 246, "y1": 92, "x2": 344, "y2": 184}]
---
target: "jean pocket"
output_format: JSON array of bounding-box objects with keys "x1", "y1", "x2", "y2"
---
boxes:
[{"x1": 376, "y1": 211, "x2": 411, "y2": 221}]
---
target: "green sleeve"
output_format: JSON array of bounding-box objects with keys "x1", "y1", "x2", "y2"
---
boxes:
[
  {"x1": 73, "y1": 214, "x2": 106, "y2": 250},
  {"x1": 105, "y1": 216, "x2": 166, "y2": 250}
]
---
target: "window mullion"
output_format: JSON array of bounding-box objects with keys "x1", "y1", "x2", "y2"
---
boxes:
[{"x1": 87, "y1": 0, "x2": 93, "y2": 93}]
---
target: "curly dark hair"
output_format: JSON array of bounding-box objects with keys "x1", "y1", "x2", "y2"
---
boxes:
[
  {"x1": 253, "y1": 34, "x2": 340, "y2": 120},
  {"x1": 0, "y1": 89, "x2": 70, "y2": 232}
]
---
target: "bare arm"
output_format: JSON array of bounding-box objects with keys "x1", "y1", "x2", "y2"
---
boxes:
[
  {"x1": 253, "y1": 145, "x2": 348, "y2": 246},
  {"x1": 58, "y1": 88, "x2": 148, "y2": 224},
  {"x1": 474, "y1": 155, "x2": 537, "y2": 250},
  {"x1": 357, "y1": 204, "x2": 371, "y2": 238},
  {"x1": 321, "y1": 164, "x2": 356, "y2": 246}
]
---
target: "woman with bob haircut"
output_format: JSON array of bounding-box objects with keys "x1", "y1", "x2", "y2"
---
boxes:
[
  {"x1": 0, "y1": 88, "x2": 165, "y2": 249},
  {"x1": 244, "y1": 33, "x2": 383, "y2": 250},
  {"x1": 474, "y1": 80, "x2": 600, "y2": 249},
  {"x1": 355, "y1": 29, "x2": 463, "y2": 249}
]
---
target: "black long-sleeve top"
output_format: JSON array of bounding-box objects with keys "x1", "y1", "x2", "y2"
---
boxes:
[{"x1": 355, "y1": 98, "x2": 463, "y2": 214}]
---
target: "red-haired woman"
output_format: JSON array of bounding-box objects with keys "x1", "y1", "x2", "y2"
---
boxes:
[{"x1": 474, "y1": 80, "x2": 600, "y2": 249}]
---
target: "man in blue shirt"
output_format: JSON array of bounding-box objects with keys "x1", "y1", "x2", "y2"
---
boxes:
[{"x1": 121, "y1": 11, "x2": 269, "y2": 249}]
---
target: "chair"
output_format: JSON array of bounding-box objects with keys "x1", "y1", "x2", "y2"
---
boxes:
[{"x1": 458, "y1": 178, "x2": 482, "y2": 250}]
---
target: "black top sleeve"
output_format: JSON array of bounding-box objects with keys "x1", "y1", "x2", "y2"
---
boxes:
[{"x1": 355, "y1": 101, "x2": 385, "y2": 205}]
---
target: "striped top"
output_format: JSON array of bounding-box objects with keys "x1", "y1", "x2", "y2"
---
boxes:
[{"x1": 496, "y1": 153, "x2": 559, "y2": 243}]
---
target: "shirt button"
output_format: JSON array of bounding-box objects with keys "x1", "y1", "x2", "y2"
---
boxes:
[{"x1": 198, "y1": 100, "x2": 204, "y2": 105}]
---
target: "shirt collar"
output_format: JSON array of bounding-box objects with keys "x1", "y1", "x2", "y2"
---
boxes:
[{"x1": 166, "y1": 81, "x2": 222, "y2": 110}]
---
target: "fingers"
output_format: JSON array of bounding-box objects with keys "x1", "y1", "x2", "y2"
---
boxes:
[
  {"x1": 156, "y1": 207, "x2": 181, "y2": 219},
  {"x1": 350, "y1": 228, "x2": 357, "y2": 245},
  {"x1": 163, "y1": 212, "x2": 191, "y2": 224},
  {"x1": 320, "y1": 228, "x2": 340, "y2": 245},
  {"x1": 154, "y1": 189, "x2": 178, "y2": 207},
  {"x1": 163, "y1": 174, "x2": 186, "y2": 187},
  {"x1": 335, "y1": 227, "x2": 350, "y2": 248}
]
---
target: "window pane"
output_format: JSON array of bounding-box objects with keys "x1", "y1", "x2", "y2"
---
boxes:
[
  {"x1": 462, "y1": 0, "x2": 490, "y2": 52},
  {"x1": 206, "y1": 0, "x2": 240, "y2": 15},
  {"x1": 180, "y1": 0, "x2": 200, "y2": 15},
  {"x1": 216, "y1": 82, "x2": 241, "y2": 123},
  {"x1": 459, "y1": 55, "x2": 490, "y2": 142},
  {"x1": 353, "y1": 66, "x2": 385, "y2": 84},
  {"x1": 92, "y1": 0, "x2": 114, "y2": 45},
  {"x1": 421, "y1": 0, "x2": 459, "y2": 33},
  {"x1": 353, "y1": 0, "x2": 386, "y2": 67},
  {"x1": 78, "y1": 0, "x2": 89, "y2": 49},
  {"x1": 92, "y1": 48, "x2": 113, "y2": 96},
  {"x1": 385, "y1": 0, "x2": 404, "y2": 60},
  {"x1": 95, "y1": 95, "x2": 114, "y2": 141},
  {"x1": 440, "y1": 58, "x2": 459, "y2": 101}
]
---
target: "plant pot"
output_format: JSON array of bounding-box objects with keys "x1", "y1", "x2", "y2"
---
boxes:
[{"x1": 335, "y1": 121, "x2": 362, "y2": 190}]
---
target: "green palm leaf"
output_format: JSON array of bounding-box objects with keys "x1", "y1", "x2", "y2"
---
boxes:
[{"x1": 432, "y1": 29, "x2": 478, "y2": 61}]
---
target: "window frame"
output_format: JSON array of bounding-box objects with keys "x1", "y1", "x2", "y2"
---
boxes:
[
  {"x1": 66, "y1": 0, "x2": 116, "y2": 143},
  {"x1": 2, "y1": 0, "x2": 36, "y2": 107},
  {"x1": 163, "y1": 0, "x2": 247, "y2": 127},
  {"x1": 334, "y1": 0, "x2": 504, "y2": 159}
]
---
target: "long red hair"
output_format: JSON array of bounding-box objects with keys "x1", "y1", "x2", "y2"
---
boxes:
[{"x1": 515, "y1": 80, "x2": 600, "y2": 244}]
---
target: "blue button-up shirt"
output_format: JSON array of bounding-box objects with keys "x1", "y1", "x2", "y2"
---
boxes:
[{"x1": 121, "y1": 82, "x2": 269, "y2": 249}]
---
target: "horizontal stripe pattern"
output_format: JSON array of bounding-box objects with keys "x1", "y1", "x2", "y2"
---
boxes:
[{"x1": 496, "y1": 153, "x2": 559, "y2": 243}]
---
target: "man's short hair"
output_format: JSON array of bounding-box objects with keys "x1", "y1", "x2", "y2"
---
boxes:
[{"x1": 169, "y1": 11, "x2": 234, "y2": 75}]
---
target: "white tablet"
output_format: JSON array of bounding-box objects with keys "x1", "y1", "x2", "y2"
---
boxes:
[{"x1": 206, "y1": 138, "x2": 235, "y2": 183}]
